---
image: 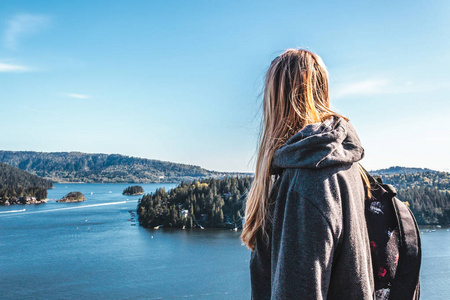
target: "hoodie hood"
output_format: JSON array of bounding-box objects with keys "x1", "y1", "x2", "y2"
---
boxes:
[{"x1": 271, "y1": 116, "x2": 364, "y2": 174}]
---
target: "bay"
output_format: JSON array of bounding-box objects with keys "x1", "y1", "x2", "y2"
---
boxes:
[{"x1": 0, "y1": 183, "x2": 448, "y2": 299}]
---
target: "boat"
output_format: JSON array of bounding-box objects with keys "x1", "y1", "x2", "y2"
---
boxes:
[{"x1": 436, "y1": 225, "x2": 442, "y2": 228}]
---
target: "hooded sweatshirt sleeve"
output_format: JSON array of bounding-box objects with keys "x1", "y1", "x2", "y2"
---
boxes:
[{"x1": 270, "y1": 185, "x2": 338, "y2": 300}]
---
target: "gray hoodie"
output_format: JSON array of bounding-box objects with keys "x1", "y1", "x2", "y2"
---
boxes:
[{"x1": 250, "y1": 116, "x2": 374, "y2": 299}]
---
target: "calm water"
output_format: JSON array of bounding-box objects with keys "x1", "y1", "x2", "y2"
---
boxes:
[{"x1": 0, "y1": 183, "x2": 448, "y2": 299}]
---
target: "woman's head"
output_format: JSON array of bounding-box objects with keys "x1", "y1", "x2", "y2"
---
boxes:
[
  {"x1": 241, "y1": 49, "x2": 345, "y2": 250},
  {"x1": 262, "y1": 49, "x2": 334, "y2": 143}
]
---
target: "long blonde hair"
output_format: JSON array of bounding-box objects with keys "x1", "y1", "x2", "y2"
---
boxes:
[{"x1": 241, "y1": 49, "x2": 370, "y2": 250}]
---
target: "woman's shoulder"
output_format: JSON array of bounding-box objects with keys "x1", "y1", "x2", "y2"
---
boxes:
[
  {"x1": 277, "y1": 163, "x2": 363, "y2": 216},
  {"x1": 284, "y1": 163, "x2": 360, "y2": 195}
]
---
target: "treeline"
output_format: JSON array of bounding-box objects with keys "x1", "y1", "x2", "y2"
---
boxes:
[
  {"x1": 0, "y1": 151, "x2": 250, "y2": 183},
  {"x1": 371, "y1": 166, "x2": 437, "y2": 176},
  {"x1": 123, "y1": 185, "x2": 144, "y2": 195},
  {"x1": 398, "y1": 187, "x2": 450, "y2": 225},
  {"x1": 376, "y1": 171, "x2": 450, "y2": 190},
  {"x1": 0, "y1": 162, "x2": 52, "y2": 204},
  {"x1": 137, "y1": 176, "x2": 253, "y2": 228}
]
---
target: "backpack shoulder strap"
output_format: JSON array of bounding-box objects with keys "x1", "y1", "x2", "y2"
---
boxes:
[{"x1": 389, "y1": 197, "x2": 422, "y2": 300}]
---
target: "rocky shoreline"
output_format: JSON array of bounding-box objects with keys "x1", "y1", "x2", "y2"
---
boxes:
[
  {"x1": 56, "y1": 198, "x2": 85, "y2": 203},
  {"x1": 1, "y1": 196, "x2": 47, "y2": 205},
  {"x1": 1, "y1": 191, "x2": 87, "y2": 205}
]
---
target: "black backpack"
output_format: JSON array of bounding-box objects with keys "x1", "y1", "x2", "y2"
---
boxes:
[{"x1": 363, "y1": 170, "x2": 421, "y2": 300}]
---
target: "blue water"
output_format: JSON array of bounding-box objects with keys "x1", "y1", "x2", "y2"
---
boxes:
[
  {"x1": 419, "y1": 227, "x2": 450, "y2": 299},
  {"x1": 0, "y1": 183, "x2": 448, "y2": 299}
]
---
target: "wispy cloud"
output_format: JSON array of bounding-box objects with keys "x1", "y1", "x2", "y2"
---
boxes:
[
  {"x1": 65, "y1": 93, "x2": 91, "y2": 99},
  {"x1": 4, "y1": 13, "x2": 50, "y2": 49},
  {"x1": 331, "y1": 78, "x2": 444, "y2": 99},
  {"x1": 0, "y1": 62, "x2": 29, "y2": 72},
  {"x1": 332, "y1": 79, "x2": 389, "y2": 99}
]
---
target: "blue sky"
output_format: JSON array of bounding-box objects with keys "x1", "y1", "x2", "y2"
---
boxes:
[{"x1": 0, "y1": 0, "x2": 449, "y2": 172}]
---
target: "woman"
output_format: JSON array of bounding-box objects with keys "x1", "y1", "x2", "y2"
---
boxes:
[{"x1": 241, "y1": 49, "x2": 374, "y2": 299}]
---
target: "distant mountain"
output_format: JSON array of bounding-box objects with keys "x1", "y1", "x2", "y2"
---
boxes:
[
  {"x1": 0, "y1": 151, "x2": 249, "y2": 183},
  {"x1": 370, "y1": 166, "x2": 438, "y2": 175}
]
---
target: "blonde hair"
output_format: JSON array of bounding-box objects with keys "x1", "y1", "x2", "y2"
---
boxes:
[{"x1": 241, "y1": 49, "x2": 370, "y2": 250}]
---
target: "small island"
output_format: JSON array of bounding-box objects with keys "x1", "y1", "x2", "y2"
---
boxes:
[
  {"x1": 57, "y1": 191, "x2": 86, "y2": 203},
  {"x1": 123, "y1": 185, "x2": 144, "y2": 195},
  {"x1": 137, "y1": 177, "x2": 253, "y2": 229}
]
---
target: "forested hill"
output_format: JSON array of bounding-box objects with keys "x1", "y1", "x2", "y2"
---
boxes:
[
  {"x1": 0, "y1": 162, "x2": 53, "y2": 203},
  {"x1": 0, "y1": 162, "x2": 53, "y2": 189},
  {"x1": 0, "y1": 151, "x2": 248, "y2": 183},
  {"x1": 369, "y1": 168, "x2": 450, "y2": 225},
  {"x1": 370, "y1": 166, "x2": 438, "y2": 175},
  {"x1": 369, "y1": 170, "x2": 449, "y2": 190}
]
